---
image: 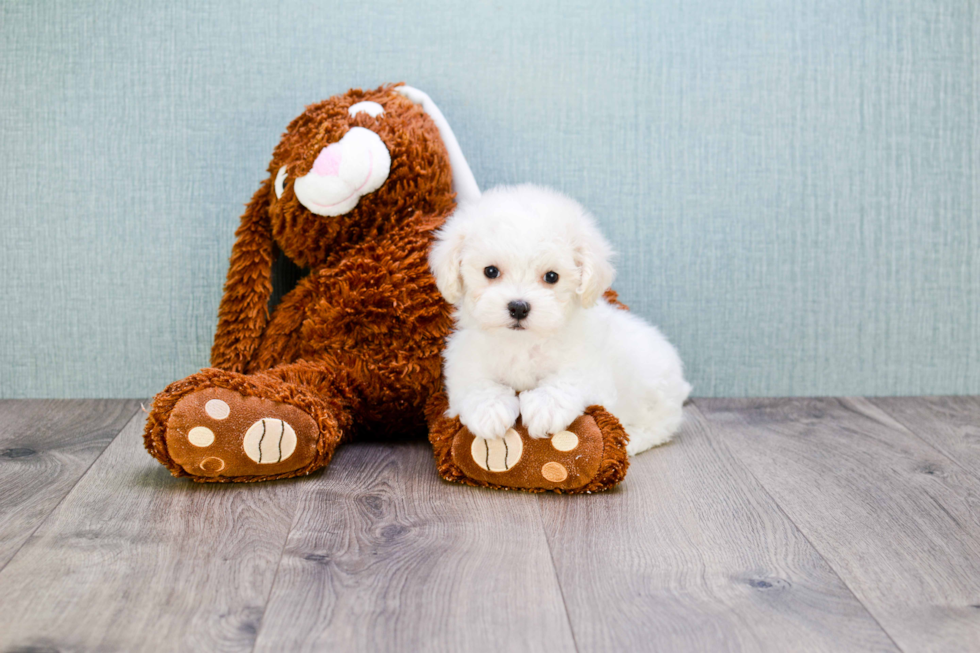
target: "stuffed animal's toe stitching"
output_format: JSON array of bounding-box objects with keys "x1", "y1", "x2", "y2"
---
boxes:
[{"x1": 199, "y1": 457, "x2": 225, "y2": 473}]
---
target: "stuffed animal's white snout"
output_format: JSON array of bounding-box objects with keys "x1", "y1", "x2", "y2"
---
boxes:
[{"x1": 292, "y1": 127, "x2": 391, "y2": 217}]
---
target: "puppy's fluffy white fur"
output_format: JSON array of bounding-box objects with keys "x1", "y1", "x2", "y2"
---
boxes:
[{"x1": 430, "y1": 184, "x2": 691, "y2": 455}]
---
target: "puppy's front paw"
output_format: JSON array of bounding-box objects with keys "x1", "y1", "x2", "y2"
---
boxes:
[
  {"x1": 520, "y1": 387, "x2": 586, "y2": 439},
  {"x1": 460, "y1": 394, "x2": 521, "y2": 441}
]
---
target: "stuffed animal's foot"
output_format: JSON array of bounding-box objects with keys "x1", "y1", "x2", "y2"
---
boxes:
[
  {"x1": 144, "y1": 370, "x2": 341, "y2": 482},
  {"x1": 428, "y1": 399, "x2": 630, "y2": 494}
]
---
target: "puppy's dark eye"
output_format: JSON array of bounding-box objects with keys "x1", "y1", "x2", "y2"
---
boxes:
[
  {"x1": 484, "y1": 266, "x2": 500, "y2": 279},
  {"x1": 544, "y1": 271, "x2": 559, "y2": 284}
]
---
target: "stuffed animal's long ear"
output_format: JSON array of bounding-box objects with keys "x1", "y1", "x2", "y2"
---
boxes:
[
  {"x1": 428, "y1": 215, "x2": 467, "y2": 305},
  {"x1": 210, "y1": 178, "x2": 275, "y2": 372},
  {"x1": 574, "y1": 214, "x2": 616, "y2": 308},
  {"x1": 395, "y1": 85, "x2": 481, "y2": 204}
]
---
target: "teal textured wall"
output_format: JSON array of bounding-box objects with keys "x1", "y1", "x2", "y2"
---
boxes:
[{"x1": 1, "y1": 0, "x2": 977, "y2": 398}]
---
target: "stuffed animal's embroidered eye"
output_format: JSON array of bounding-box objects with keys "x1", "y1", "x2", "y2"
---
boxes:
[
  {"x1": 274, "y1": 166, "x2": 288, "y2": 199},
  {"x1": 484, "y1": 266, "x2": 500, "y2": 279},
  {"x1": 544, "y1": 271, "x2": 559, "y2": 284}
]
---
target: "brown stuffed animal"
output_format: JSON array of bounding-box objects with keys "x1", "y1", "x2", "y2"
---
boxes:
[{"x1": 143, "y1": 83, "x2": 629, "y2": 493}]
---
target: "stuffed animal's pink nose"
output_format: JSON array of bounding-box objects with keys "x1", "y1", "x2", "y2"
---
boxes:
[{"x1": 312, "y1": 144, "x2": 343, "y2": 177}]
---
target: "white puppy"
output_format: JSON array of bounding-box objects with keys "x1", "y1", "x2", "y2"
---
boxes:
[{"x1": 429, "y1": 184, "x2": 691, "y2": 455}]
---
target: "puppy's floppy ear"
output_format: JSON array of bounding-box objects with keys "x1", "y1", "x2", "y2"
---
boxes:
[
  {"x1": 573, "y1": 212, "x2": 615, "y2": 308},
  {"x1": 429, "y1": 213, "x2": 468, "y2": 304}
]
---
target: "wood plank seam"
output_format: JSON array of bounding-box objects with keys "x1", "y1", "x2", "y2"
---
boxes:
[
  {"x1": 689, "y1": 400, "x2": 907, "y2": 652},
  {"x1": 869, "y1": 398, "x2": 980, "y2": 484},
  {"x1": 694, "y1": 396, "x2": 980, "y2": 651},
  {"x1": 535, "y1": 498, "x2": 582, "y2": 653},
  {"x1": 537, "y1": 402, "x2": 901, "y2": 652},
  {"x1": 249, "y1": 442, "x2": 579, "y2": 653},
  {"x1": 857, "y1": 397, "x2": 980, "y2": 553},
  {"x1": 0, "y1": 400, "x2": 143, "y2": 576},
  {"x1": 0, "y1": 407, "x2": 306, "y2": 652},
  {"x1": 247, "y1": 482, "x2": 307, "y2": 653}
]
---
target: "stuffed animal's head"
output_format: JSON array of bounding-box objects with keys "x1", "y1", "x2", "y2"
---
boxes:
[
  {"x1": 259, "y1": 84, "x2": 476, "y2": 268},
  {"x1": 210, "y1": 84, "x2": 479, "y2": 372}
]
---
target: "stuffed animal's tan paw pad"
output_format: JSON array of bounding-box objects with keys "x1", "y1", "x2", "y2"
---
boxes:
[
  {"x1": 242, "y1": 418, "x2": 297, "y2": 464},
  {"x1": 470, "y1": 428, "x2": 523, "y2": 471},
  {"x1": 205, "y1": 399, "x2": 230, "y2": 419},
  {"x1": 541, "y1": 461, "x2": 568, "y2": 483},
  {"x1": 550, "y1": 430, "x2": 578, "y2": 451},
  {"x1": 187, "y1": 426, "x2": 215, "y2": 447}
]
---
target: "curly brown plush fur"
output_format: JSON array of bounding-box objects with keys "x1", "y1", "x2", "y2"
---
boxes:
[{"x1": 143, "y1": 83, "x2": 630, "y2": 492}]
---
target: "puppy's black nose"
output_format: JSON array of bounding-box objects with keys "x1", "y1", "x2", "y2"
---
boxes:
[{"x1": 507, "y1": 300, "x2": 531, "y2": 320}]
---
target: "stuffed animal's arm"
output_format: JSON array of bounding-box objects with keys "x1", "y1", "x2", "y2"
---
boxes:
[
  {"x1": 210, "y1": 181, "x2": 275, "y2": 373},
  {"x1": 247, "y1": 226, "x2": 443, "y2": 370}
]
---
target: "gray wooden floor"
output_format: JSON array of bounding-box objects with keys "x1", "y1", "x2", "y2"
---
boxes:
[{"x1": 1, "y1": 398, "x2": 979, "y2": 652}]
